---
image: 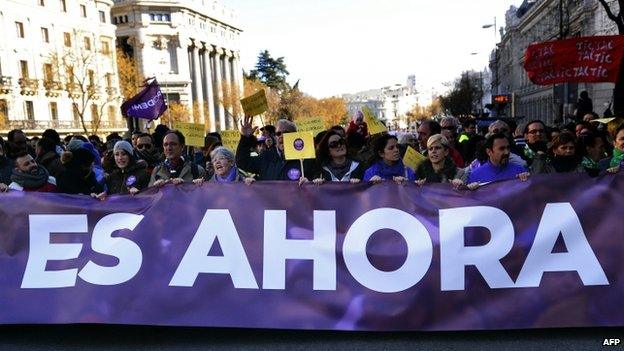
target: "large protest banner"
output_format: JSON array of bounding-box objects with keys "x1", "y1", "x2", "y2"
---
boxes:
[
  {"x1": 0, "y1": 174, "x2": 623, "y2": 331},
  {"x1": 524, "y1": 35, "x2": 624, "y2": 85}
]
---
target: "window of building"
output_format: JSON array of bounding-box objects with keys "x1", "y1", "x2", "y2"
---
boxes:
[
  {"x1": 164, "y1": 14, "x2": 170, "y2": 21},
  {"x1": 101, "y1": 40, "x2": 110, "y2": 55},
  {"x1": 15, "y1": 22, "x2": 24, "y2": 38},
  {"x1": 84, "y1": 37, "x2": 91, "y2": 51},
  {"x1": 108, "y1": 105, "x2": 116, "y2": 121},
  {"x1": 43, "y1": 63, "x2": 53, "y2": 81},
  {"x1": 0, "y1": 100, "x2": 8, "y2": 123},
  {"x1": 123, "y1": 15, "x2": 128, "y2": 23},
  {"x1": 60, "y1": 0, "x2": 66, "y2": 12},
  {"x1": 80, "y1": 4, "x2": 87, "y2": 17},
  {"x1": 38, "y1": 0, "x2": 45, "y2": 6},
  {"x1": 88, "y1": 70, "x2": 95, "y2": 86},
  {"x1": 19, "y1": 60, "x2": 29, "y2": 78},
  {"x1": 64, "y1": 32, "x2": 71, "y2": 47},
  {"x1": 25, "y1": 101, "x2": 34, "y2": 121},
  {"x1": 50, "y1": 102, "x2": 58, "y2": 121},
  {"x1": 106, "y1": 73, "x2": 113, "y2": 87},
  {"x1": 91, "y1": 104, "x2": 98, "y2": 121},
  {"x1": 99, "y1": 10, "x2": 106, "y2": 23},
  {"x1": 72, "y1": 103, "x2": 80, "y2": 123},
  {"x1": 112, "y1": 17, "x2": 117, "y2": 24},
  {"x1": 41, "y1": 27, "x2": 49, "y2": 43}
]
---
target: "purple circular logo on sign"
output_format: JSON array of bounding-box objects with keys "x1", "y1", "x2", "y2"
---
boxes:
[
  {"x1": 287, "y1": 168, "x2": 301, "y2": 180},
  {"x1": 293, "y1": 138, "x2": 305, "y2": 151},
  {"x1": 126, "y1": 175, "x2": 137, "y2": 187}
]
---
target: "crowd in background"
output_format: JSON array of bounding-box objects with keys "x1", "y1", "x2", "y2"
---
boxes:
[{"x1": 1, "y1": 102, "x2": 623, "y2": 198}]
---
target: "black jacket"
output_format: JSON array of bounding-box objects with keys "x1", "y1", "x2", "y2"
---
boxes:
[
  {"x1": 317, "y1": 160, "x2": 365, "y2": 182},
  {"x1": 106, "y1": 162, "x2": 151, "y2": 195},
  {"x1": 0, "y1": 156, "x2": 12, "y2": 185},
  {"x1": 57, "y1": 167, "x2": 104, "y2": 195},
  {"x1": 236, "y1": 135, "x2": 315, "y2": 181},
  {"x1": 37, "y1": 151, "x2": 64, "y2": 178}
]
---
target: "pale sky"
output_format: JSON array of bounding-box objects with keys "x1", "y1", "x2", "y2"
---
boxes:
[{"x1": 225, "y1": 0, "x2": 522, "y2": 98}]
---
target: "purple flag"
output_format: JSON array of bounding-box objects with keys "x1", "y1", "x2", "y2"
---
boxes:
[{"x1": 120, "y1": 79, "x2": 167, "y2": 120}]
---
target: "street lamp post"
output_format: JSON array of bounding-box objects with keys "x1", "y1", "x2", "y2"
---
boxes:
[{"x1": 482, "y1": 17, "x2": 497, "y2": 42}]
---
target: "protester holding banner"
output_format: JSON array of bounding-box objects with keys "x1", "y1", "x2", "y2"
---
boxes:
[
  {"x1": 104, "y1": 141, "x2": 151, "y2": 196},
  {"x1": 193, "y1": 147, "x2": 254, "y2": 185},
  {"x1": 467, "y1": 133, "x2": 530, "y2": 185},
  {"x1": 312, "y1": 130, "x2": 365, "y2": 184},
  {"x1": 414, "y1": 135, "x2": 471, "y2": 189},
  {"x1": 363, "y1": 134, "x2": 416, "y2": 184},
  {"x1": 149, "y1": 130, "x2": 205, "y2": 187},
  {"x1": 531, "y1": 132, "x2": 585, "y2": 174},
  {"x1": 6, "y1": 151, "x2": 57, "y2": 192},
  {"x1": 604, "y1": 125, "x2": 624, "y2": 174},
  {"x1": 56, "y1": 148, "x2": 103, "y2": 195},
  {"x1": 236, "y1": 116, "x2": 315, "y2": 181}
]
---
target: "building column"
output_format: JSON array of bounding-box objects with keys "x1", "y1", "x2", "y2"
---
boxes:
[
  {"x1": 191, "y1": 40, "x2": 205, "y2": 124},
  {"x1": 201, "y1": 44, "x2": 216, "y2": 132},
  {"x1": 223, "y1": 51, "x2": 234, "y2": 129},
  {"x1": 213, "y1": 47, "x2": 226, "y2": 131},
  {"x1": 233, "y1": 52, "x2": 244, "y2": 100}
]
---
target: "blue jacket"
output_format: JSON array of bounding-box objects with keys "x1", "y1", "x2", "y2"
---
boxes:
[
  {"x1": 468, "y1": 161, "x2": 527, "y2": 184},
  {"x1": 363, "y1": 160, "x2": 416, "y2": 181}
]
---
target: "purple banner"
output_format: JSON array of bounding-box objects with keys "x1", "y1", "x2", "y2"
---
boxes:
[
  {"x1": 120, "y1": 79, "x2": 167, "y2": 120},
  {"x1": 0, "y1": 174, "x2": 623, "y2": 331}
]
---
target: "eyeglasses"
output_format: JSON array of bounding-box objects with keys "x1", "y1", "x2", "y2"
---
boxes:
[
  {"x1": 328, "y1": 139, "x2": 346, "y2": 149},
  {"x1": 137, "y1": 143, "x2": 153, "y2": 150},
  {"x1": 527, "y1": 129, "x2": 545, "y2": 135}
]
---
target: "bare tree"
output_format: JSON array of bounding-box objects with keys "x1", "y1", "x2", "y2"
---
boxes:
[{"x1": 49, "y1": 30, "x2": 118, "y2": 135}]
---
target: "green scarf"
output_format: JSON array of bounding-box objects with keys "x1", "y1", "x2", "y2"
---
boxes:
[
  {"x1": 610, "y1": 148, "x2": 624, "y2": 168},
  {"x1": 581, "y1": 156, "x2": 599, "y2": 170}
]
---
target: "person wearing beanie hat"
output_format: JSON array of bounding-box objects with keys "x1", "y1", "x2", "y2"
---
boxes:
[
  {"x1": 103, "y1": 140, "x2": 150, "y2": 196},
  {"x1": 56, "y1": 148, "x2": 104, "y2": 195}
]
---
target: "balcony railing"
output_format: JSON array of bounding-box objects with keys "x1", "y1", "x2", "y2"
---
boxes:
[
  {"x1": 0, "y1": 76, "x2": 12, "y2": 94},
  {"x1": 18, "y1": 78, "x2": 39, "y2": 96},
  {"x1": 5, "y1": 119, "x2": 128, "y2": 132},
  {"x1": 44, "y1": 80, "x2": 64, "y2": 97},
  {"x1": 87, "y1": 84, "x2": 101, "y2": 99}
]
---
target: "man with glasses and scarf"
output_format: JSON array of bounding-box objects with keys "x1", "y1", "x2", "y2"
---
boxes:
[
  {"x1": 134, "y1": 133, "x2": 163, "y2": 174},
  {"x1": 520, "y1": 120, "x2": 549, "y2": 165}
]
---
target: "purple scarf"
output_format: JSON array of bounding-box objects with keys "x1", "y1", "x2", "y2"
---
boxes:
[{"x1": 215, "y1": 166, "x2": 238, "y2": 183}]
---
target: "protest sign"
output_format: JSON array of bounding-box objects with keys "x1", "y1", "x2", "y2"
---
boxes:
[
  {"x1": 403, "y1": 146, "x2": 427, "y2": 171},
  {"x1": 283, "y1": 132, "x2": 316, "y2": 161},
  {"x1": 524, "y1": 35, "x2": 624, "y2": 85},
  {"x1": 220, "y1": 130, "x2": 241, "y2": 152},
  {"x1": 365, "y1": 114, "x2": 388, "y2": 135},
  {"x1": 240, "y1": 90, "x2": 268, "y2": 117},
  {"x1": 297, "y1": 117, "x2": 326, "y2": 136},
  {"x1": 173, "y1": 122, "x2": 205, "y2": 147}
]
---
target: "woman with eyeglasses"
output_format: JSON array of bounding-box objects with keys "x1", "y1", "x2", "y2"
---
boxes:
[
  {"x1": 363, "y1": 134, "x2": 416, "y2": 184},
  {"x1": 415, "y1": 135, "x2": 473, "y2": 189},
  {"x1": 312, "y1": 130, "x2": 365, "y2": 184}
]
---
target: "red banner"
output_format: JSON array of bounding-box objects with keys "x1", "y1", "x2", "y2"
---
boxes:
[{"x1": 524, "y1": 35, "x2": 624, "y2": 85}]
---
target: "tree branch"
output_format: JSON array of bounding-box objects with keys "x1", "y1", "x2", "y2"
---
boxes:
[{"x1": 599, "y1": 0, "x2": 619, "y2": 22}]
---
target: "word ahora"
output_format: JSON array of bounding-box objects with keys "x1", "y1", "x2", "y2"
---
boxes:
[{"x1": 21, "y1": 204, "x2": 609, "y2": 292}]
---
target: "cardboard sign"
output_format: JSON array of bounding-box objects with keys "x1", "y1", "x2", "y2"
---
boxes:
[
  {"x1": 365, "y1": 114, "x2": 388, "y2": 135},
  {"x1": 173, "y1": 122, "x2": 205, "y2": 147},
  {"x1": 591, "y1": 118, "x2": 616, "y2": 124},
  {"x1": 220, "y1": 130, "x2": 241, "y2": 152},
  {"x1": 297, "y1": 117, "x2": 326, "y2": 136},
  {"x1": 283, "y1": 132, "x2": 316, "y2": 160},
  {"x1": 240, "y1": 90, "x2": 268, "y2": 117},
  {"x1": 403, "y1": 146, "x2": 427, "y2": 172}
]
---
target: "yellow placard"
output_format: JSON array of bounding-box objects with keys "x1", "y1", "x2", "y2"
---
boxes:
[
  {"x1": 220, "y1": 130, "x2": 241, "y2": 152},
  {"x1": 297, "y1": 117, "x2": 326, "y2": 136},
  {"x1": 240, "y1": 90, "x2": 268, "y2": 117},
  {"x1": 283, "y1": 132, "x2": 316, "y2": 160},
  {"x1": 173, "y1": 122, "x2": 205, "y2": 147},
  {"x1": 403, "y1": 146, "x2": 427, "y2": 172},
  {"x1": 365, "y1": 114, "x2": 388, "y2": 135}
]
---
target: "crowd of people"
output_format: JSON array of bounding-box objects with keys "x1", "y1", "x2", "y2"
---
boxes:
[{"x1": 1, "y1": 108, "x2": 623, "y2": 198}]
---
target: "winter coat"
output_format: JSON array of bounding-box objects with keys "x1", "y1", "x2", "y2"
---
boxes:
[{"x1": 106, "y1": 162, "x2": 151, "y2": 195}]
